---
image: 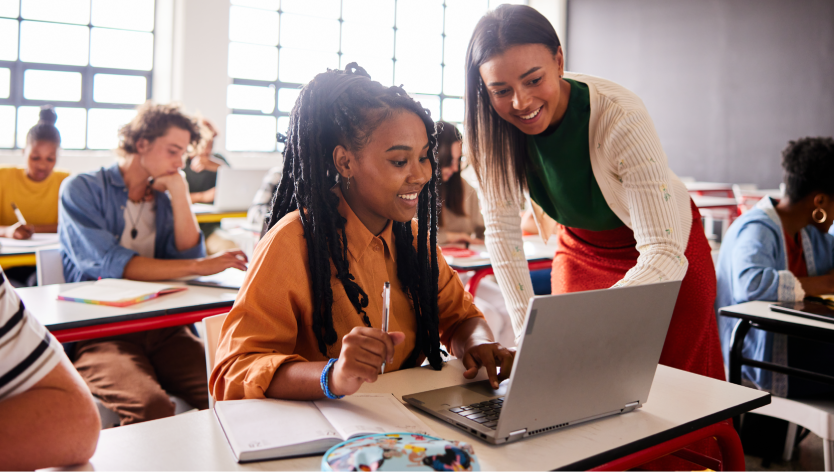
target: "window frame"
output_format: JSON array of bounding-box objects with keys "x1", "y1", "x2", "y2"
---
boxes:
[{"x1": 0, "y1": 2, "x2": 154, "y2": 149}]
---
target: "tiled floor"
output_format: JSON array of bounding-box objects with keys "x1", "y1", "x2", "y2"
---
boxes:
[{"x1": 745, "y1": 432, "x2": 825, "y2": 471}]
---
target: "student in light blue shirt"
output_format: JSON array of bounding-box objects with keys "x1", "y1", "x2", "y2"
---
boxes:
[
  {"x1": 58, "y1": 103, "x2": 248, "y2": 425},
  {"x1": 716, "y1": 137, "x2": 834, "y2": 398}
]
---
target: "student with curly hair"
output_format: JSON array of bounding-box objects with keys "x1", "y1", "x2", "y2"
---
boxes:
[
  {"x1": 716, "y1": 137, "x2": 834, "y2": 398},
  {"x1": 211, "y1": 64, "x2": 514, "y2": 401},
  {"x1": 59, "y1": 102, "x2": 248, "y2": 424}
]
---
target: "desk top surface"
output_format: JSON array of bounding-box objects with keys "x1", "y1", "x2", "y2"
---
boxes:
[
  {"x1": 84, "y1": 360, "x2": 768, "y2": 471},
  {"x1": 719, "y1": 300, "x2": 834, "y2": 332},
  {"x1": 446, "y1": 235, "x2": 556, "y2": 270},
  {"x1": 0, "y1": 242, "x2": 59, "y2": 256},
  {"x1": 17, "y1": 280, "x2": 238, "y2": 331},
  {"x1": 684, "y1": 182, "x2": 734, "y2": 191},
  {"x1": 691, "y1": 195, "x2": 739, "y2": 207}
]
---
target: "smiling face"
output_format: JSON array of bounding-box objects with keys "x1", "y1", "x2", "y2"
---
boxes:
[
  {"x1": 135, "y1": 126, "x2": 191, "y2": 178},
  {"x1": 479, "y1": 43, "x2": 568, "y2": 135},
  {"x1": 334, "y1": 110, "x2": 432, "y2": 235},
  {"x1": 25, "y1": 140, "x2": 59, "y2": 182}
]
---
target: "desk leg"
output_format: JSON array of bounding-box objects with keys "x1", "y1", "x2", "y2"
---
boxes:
[
  {"x1": 464, "y1": 268, "x2": 494, "y2": 297},
  {"x1": 729, "y1": 319, "x2": 752, "y2": 385}
]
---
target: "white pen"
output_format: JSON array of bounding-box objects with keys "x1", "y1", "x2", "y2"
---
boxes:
[
  {"x1": 381, "y1": 281, "x2": 391, "y2": 374},
  {"x1": 11, "y1": 202, "x2": 27, "y2": 226}
]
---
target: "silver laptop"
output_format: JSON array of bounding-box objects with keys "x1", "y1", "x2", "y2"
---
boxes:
[
  {"x1": 403, "y1": 281, "x2": 682, "y2": 445},
  {"x1": 193, "y1": 167, "x2": 267, "y2": 212}
]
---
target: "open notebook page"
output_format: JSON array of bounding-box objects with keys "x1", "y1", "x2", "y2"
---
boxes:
[
  {"x1": 57, "y1": 279, "x2": 184, "y2": 304},
  {"x1": 314, "y1": 393, "x2": 435, "y2": 440}
]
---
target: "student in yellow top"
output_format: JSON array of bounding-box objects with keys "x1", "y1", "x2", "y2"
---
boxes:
[{"x1": 0, "y1": 106, "x2": 69, "y2": 240}]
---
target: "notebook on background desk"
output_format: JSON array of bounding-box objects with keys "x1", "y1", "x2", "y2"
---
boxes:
[{"x1": 0, "y1": 233, "x2": 60, "y2": 248}]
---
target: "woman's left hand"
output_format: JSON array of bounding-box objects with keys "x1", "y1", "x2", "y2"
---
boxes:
[{"x1": 462, "y1": 343, "x2": 515, "y2": 389}]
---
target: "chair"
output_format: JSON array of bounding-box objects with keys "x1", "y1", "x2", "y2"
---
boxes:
[
  {"x1": 750, "y1": 396, "x2": 834, "y2": 470},
  {"x1": 36, "y1": 247, "x2": 65, "y2": 286},
  {"x1": 202, "y1": 312, "x2": 229, "y2": 408}
]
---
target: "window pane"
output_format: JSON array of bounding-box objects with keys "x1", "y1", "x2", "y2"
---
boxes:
[
  {"x1": 277, "y1": 87, "x2": 300, "y2": 113},
  {"x1": 0, "y1": 19, "x2": 18, "y2": 61},
  {"x1": 444, "y1": 0, "x2": 488, "y2": 96},
  {"x1": 341, "y1": 22, "x2": 393, "y2": 58},
  {"x1": 489, "y1": 0, "x2": 527, "y2": 8},
  {"x1": 20, "y1": 21, "x2": 89, "y2": 66},
  {"x1": 226, "y1": 114, "x2": 276, "y2": 152},
  {"x1": 276, "y1": 116, "x2": 290, "y2": 152},
  {"x1": 279, "y1": 48, "x2": 338, "y2": 84},
  {"x1": 227, "y1": 84, "x2": 275, "y2": 113},
  {"x1": 16, "y1": 106, "x2": 38, "y2": 148},
  {"x1": 0, "y1": 106, "x2": 14, "y2": 148},
  {"x1": 54, "y1": 106, "x2": 86, "y2": 149},
  {"x1": 229, "y1": 6, "x2": 278, "y2": 46},
  {"x1": 413, "y1": 94, "x2": 440, "y2": 121},
  {"x1": 280, "y1": 0, "x2": 340, "y2": 19},
  {"x1": 228, "y1": 42, "x2": 277, "y2": 81},
  {"x1": 91, "y1": 0, "x2": 154, "y2": 32},
  {"x1": 230, "y1": 0, "x2": 278, "y2": 10},
  {"x1": 21, "y1": 0, "x2": 89, "y2": 25},
  {"x1": 442, "y1": 98, "x2": 464, "y2": 122},
  {"x1": 342, "y1": 0, "x2": 394, "y2": 25},
  {"x1": 0, "y1": 68, "x2": 8, "y2": 99},
  {"x1": 94, "y1": 74, "x2": 147, "y2": 104},
  {"x1": 341, "y1": 54, "x2": 393, "y2": 86},
  {"x1": 396, "y1": 0, "x2": 444, "y2": 35},
  {"x1": 0, "y1": 0, "x2": 19, "y2": 18},
  {"x1": 88, "y1": 108, "x2": 138, "y2": 150},
  {"x1": 443, "y1": 35, "x2": 468, "y2": 96},
  {"x1": 90, "y1": 28, "x2": 153, "y2": 70},
  {"x1": 24, "y1": 69, "x2": 82, "y2": 101},
  {"x1": 395, "y1": 29, "x2": 442, "y2": 94},
  {"x1": 279, "y1": 14, "x2": 339, "y2": 52}
]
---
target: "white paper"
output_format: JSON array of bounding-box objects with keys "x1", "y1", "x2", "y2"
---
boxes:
[
  {"x1": 314, "y1": 393, "x2": 436, "y2": 440},
  {"x1": 57, "y1": 279, "x2": 179, "y2": 303},
  {"x1": 215, "y1": 399, "x2": 338, "y2": 458},
  {"x1": 0, "y1": 233, "x2": 59, "y2": 248}
]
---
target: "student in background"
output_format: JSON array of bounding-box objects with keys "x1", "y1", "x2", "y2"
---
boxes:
[
  {"x1": 59, "y1": 102, "x2": 248, "y2": 425},
  {"x1": 212, "y1": 65, "x2": 514, "y2": 401},
  {"x1": 247, "y1": 165, "x2": 281, "y2": 233},
  {"x1": 435, "y1": 121, "x2": 484, "y2": 246},
  {"x1": 0, "y1": 268, "x2": 100, "y2": 470},
  {"x1": 0, "y1": 106, "x2": 69, "y2": 286},
  {"x1": 716, "y1": 137, "x2": 834, "y2": 398},
  {"x1": 185, "y1": 118, "x2": 229, "y2": 204}
]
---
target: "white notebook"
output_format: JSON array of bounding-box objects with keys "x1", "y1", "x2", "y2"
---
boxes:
[{"x1": 214, "y1": 393, "x2": 436, "y2": 462}]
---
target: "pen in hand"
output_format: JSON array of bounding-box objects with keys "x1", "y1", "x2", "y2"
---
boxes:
[
  {"x1": 11, "y1": 202, "x2": 27, "y2": 226},
  {"x1": 381, "y1": 281, "x2": 390, "y2": 374}
]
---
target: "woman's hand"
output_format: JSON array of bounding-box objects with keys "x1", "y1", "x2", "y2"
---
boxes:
[
  {"x1": 330, "y1": 327, "x2": 405, "y2": 396},
  {"x1": 190, "y1": 154, "x2": 223, "y2": 173},
  {"x1": 462, "y1": 342, "x2": 515, "y2": 389},
  {"x1": 194, "y1": 249, "x2": 248, "y2": 275},
  {"x1": 152, "y1": 171, "x2": 189, "y2": 196},
  {"x1": 2, "y1": 223, "x2": 34, "y2": 240}
]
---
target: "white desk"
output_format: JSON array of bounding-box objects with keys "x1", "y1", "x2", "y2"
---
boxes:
[
  {"x1": 0, "y1": 242, "x2": 59, "y2": 269},
  {"x1": 690, "y1": 195, "x2": 739, "y2": 209},
  {"x1": 17, "y1": 281, "x2": 238, "y2": 342},
  {"x1": 83, "y1": 360, "x2": 768, "y2": 471}
]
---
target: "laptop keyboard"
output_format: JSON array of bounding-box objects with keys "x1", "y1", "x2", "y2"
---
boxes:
[{"x1": 449, "y1": 397, "x2": 504, "y2": 429}]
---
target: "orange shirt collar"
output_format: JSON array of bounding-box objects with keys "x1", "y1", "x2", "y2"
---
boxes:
[{"x1": 334, "y1": 187, "x2": 395, "y2": 261}]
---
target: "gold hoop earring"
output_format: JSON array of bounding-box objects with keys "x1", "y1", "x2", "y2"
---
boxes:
[{"x1": 813, "y1": 207, "x2": 827, "y2": 224}]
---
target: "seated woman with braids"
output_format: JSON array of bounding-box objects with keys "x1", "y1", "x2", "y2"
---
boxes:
[{"x1": 211, "y1": 64, "x2": 514, "y2": 400}]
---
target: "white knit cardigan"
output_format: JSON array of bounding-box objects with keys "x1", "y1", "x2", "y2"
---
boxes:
[{"x1": 481, "y1": 72, "x2": 693, "y2": 338}]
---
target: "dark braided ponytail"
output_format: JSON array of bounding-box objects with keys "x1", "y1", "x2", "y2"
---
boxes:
[{"x1": 266, "y1": 63, "x2": 444, "y2": 370}]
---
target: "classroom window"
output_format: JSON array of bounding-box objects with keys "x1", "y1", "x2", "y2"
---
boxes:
[
  {"x1": 0, "y1": 0, "x2": 154, "y2": 149},
  {"x1": 225, "y1": 0, "x2": 527, "y2": 152}
]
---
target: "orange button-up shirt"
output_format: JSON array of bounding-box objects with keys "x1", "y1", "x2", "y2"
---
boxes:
[{"x1": 210, "y1": 190, "x2": 484, "y2": 400}]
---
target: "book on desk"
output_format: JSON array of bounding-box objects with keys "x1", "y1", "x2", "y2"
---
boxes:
[
  {"x1": 214, "y1": 393, "x2": 435, "y2": 462},
  {"x1": 57, "y1": 279, "x2": 187, "y2": 307}
]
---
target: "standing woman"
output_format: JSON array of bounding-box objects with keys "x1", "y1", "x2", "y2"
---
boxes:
[{"x1": 465, "y1": 5, "x2": 724, "y2": 380}]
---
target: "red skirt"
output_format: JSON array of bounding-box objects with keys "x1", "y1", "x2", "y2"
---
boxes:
[{"x1": 551, "y1": 200, "x2": 726, "y2": 382}]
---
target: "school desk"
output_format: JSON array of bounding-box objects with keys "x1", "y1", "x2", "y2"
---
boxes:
[
  {"x1": 80, "y1": 359, "x2": 768, "y2": 471},
  {"x1": 16, "y1": 280, "x2": 237, "y2": 343},
  {"x1": 684, "y1": 181, "x2": 735, "y2": 198},
  {"x1": 0, "y1": 242, "x2": 59, "y2": 269},
  {"x1": 446, "y1": 235, "x2": 555, "y2": 296},
  {"x1": 191, "y1": 204, "x2": 247, "y2": 224}
]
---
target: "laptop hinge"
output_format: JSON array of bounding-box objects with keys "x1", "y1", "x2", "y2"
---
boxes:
[
  {"x1": 622, "y1": 401, "x2": 640, "y2": 413},
  {"x1": 508, "y1": 429, "x2": 527, "y2": 442}
]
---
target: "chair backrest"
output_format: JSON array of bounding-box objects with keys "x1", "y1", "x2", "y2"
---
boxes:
[
  {"x1": 202, "y1": 312, "x2": 229, "y2": 408},
  {"x1": 36, "y1": 248, "x2": 65, "y2": 286}
]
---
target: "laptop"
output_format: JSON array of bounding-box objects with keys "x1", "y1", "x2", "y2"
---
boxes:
[
  {"x1": 186, "y1": 268, "x2": 246, "y2": 290},
  {"x1": 770, "y1": 299, "x2": 834, "y2": 324},
  {"x1": 403, "y1": 281, "x2": 682, "y2": 445},
  {"x1": 192, "y1": 167, "x2": 267, "y2": 213}
]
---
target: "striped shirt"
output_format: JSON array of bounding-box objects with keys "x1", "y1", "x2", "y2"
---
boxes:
[{"x1": 0, "y1": 269, "x2": 62, "y2": 400}]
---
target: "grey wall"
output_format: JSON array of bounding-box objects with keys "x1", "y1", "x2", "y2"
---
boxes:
[{"x1": 566, "y1": 0, "x2": 834, "y2": 188}]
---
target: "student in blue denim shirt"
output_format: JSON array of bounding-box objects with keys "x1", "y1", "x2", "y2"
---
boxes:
[
  {"x1": 716, "y1": 137, "x2": 834, "y2": 398},
  {"x1": 59, "y1": 103, "x2": 248, "y2": 425}
]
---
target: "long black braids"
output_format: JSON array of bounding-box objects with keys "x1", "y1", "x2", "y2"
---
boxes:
[{"x1": 266, "y1": 63, "x2": 444, "y2": 370}]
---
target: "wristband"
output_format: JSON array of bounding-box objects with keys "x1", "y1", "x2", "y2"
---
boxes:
[{"x1": 320, "y1": 358, "x2": 344, "y2": 399}]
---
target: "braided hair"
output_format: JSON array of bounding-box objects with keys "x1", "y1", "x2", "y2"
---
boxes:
[{"x1": 266, "y1": 63, "x2": 444, "y2": 370}]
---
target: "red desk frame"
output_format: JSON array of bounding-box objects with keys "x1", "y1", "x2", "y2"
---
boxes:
[
  {"x1": 50, "y1": 306, "x2": 232, "y2": 343},
  {"x1": 454, "y1": 259, "x2": 553, "y2": 297}
]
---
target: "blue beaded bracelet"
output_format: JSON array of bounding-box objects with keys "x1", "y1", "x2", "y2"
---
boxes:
[{"x1": 320, "y1": 358, "x2": 344, "y2": 399}]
